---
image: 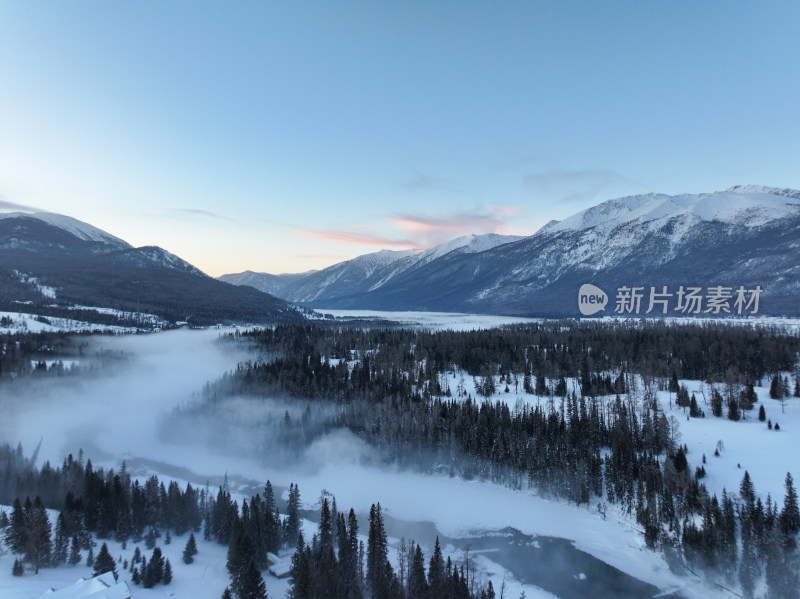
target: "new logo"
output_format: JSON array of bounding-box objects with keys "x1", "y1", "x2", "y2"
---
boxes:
[{"x1": 578, "y1": 284, "x2": 607, "y2": 316}]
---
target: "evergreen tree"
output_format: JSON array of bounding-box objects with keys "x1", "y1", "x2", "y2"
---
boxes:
[
  {"x1": 408, "y1": 543, "x2": 428, "y2": 599},
  {"x1": 12, "y1": 558, "x2": 24, "y2": 576},
  {"x1": 93, "y1": 542, "x2": 118, "y2": 579},
  {"x1": 427, "y1": 537, "x2": 446, "y2": 598},
  {"x1": 24, "y1": 496, "x2": 52, "y2": 574},
  {"x1": 163, "y1": 559, "x2": 173, "y2": 584},
  {"x1": 263, "y1": 481, "x2": 280, "y2": 553},
  {"x1": 711, "y1": 388, "x2": 724, "y2": 417},
  {"x1": 770, "y1": 375, "x2": 784, "y2": 399},
  {"x1": 86, "y1": 545, "x2": 94, "y2": 567},
  {"x1": 4, "y1": 498, "x2": 26, "y2": 555},
  {"x1": 222, "y1": 588, "x2": 234, "y2": 599},
  {"x1": 53, "y1": 513, "x2": 69, "y2": 565},
  {"x1": 68, "y1": 536, "x2": 82, "y2": 566},
  {"x1": 738, "y1": 523, "x2": 758, "y2": 599},
  {"x1": 183, "y1": 532, "x2": 199, "y2": 564},
  {"x1": 288, "y1": 533, "x2": 310, "y2": 599},
  {"x1": 143, "y1": 547, "x2": 165, "y2": 588},
  {"x1": 727, "y1": 397, "x2": 740, "y2": 421},
  {"x1": 367, "y1": 504, "x2": 389, "y2": 597},
  {"x1": 759, "y1": 404, "x2": 767, "y2": 422},
  {"x1": 284, "y1": 483, "x2": 301, "y2": 548},
  {"x1": 227, "y1": 519, "x2": 254, "y2": 597},
  {"x1": 780, "y1": 472, "x2": 800, "y2": 545},
  {"x1": 689, "y1": 394, "x2": 702, "y2": 417},
  {"x1": 319, "y1": 497, "x2": 333, "y2": 549},
  {"x1": 240, "y1": 559, "x2": 268, "y2": 599}
]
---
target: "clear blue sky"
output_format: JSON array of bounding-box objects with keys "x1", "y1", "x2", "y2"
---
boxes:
[{"x1": 1, "y1": 1, "x2": 799, "y2": 276}]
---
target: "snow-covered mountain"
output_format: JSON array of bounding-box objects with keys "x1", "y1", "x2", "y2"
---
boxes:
[
  {"x1": 217, "y1": 270, "x2": 317, "y2": 295},
  {"x1": 0, "y1": 211, "x2": 132, "y2": 247},
  {"x1": 262, "y1": 233, "x2": 524, "y2": 304},
  {"x1": 0, "y1": 210, "x2": 299, "y2": 325},
  {"x1": 241, "y1": 186, "x2": 800, "y2": 316},
  {"x1": 0, "y1": 212, "x2": 132, "y2": 255}
]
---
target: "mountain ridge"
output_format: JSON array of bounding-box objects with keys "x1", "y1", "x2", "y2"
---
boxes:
[
  {"x1": 221, "y1": 186, "x2": 800, "y2": 317},
  {"x1": 0, "y1": 211, "x2": 301, "y2": 326}
]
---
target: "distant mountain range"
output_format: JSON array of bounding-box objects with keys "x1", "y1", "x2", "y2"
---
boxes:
[
  {"x1": 3, "y1": 185, "x2": 798, "y2": 326},
  {"x1": 0, "y1": 212, "x2": 301, "y2": 326},
  {"x1": 220, "y1": 186, "x2": 800, "y2": 317}
]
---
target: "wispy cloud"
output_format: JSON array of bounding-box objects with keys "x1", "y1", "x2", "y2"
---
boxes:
[
  {"x1": 305, "y1": 228, "x2": 422, "y2": 248},
  {"x1": 524, "y1": 168, "x2": 635, "y2": 204},
  {"x1": 400, "y1": 171, "x2": 464, "y2": 195},
  {"x1": 294, "y1": 253, "x2": 350, "y2": 260},
  {"x1": 0, "y1": 196, "x2": 39, "y2": 212},
  {"x1": 172, "y1": 208, "x2": 235, "y2": 221},
  {"x1": 302, "y1": 205, "x2": 524, "y2": 253},
  {"x1": 391, "y1": 206, "x2": 521, "y2": 244}
]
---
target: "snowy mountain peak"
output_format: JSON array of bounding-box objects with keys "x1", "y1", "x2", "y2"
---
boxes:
[
  {"x1": 420, "y1": 233, "x2": 525, "y2": 262},
  {"x1": 542, "y1": 186, "x2": 800, "y2": 234},
  {"x1": 723, "y1": 184, "x2": 800, "y2": 200},
  {"x1": 114, "y1": 246, "x2": 209, "y2": 277},
  {"x1": 0, "y1": 211, "x2": 132, "y2": 249}
]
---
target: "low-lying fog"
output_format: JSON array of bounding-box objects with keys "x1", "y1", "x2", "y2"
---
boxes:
[{"x1": 0, "y1": 328, "x2": 696, "y2": 598}]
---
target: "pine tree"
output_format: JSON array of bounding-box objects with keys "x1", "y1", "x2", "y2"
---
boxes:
[
  {"x1": 689, "y1": 394, "x2": 702, "y2": 417},
  {"x1": 25, "y1": 496, "x2": 51, "y2": 574},
  {"x1": 738, "y1": 522, "x2": 758, "y2": 599},
  {"x1": 143, "y1": 547, "x2": 165, "y2": 588},
  {"x1": 227, "y1": 519, "x2": 254, "y2": 597},
  {"x1": 86, "y1": 545, "x2": 94, "y2": 567},
  {"x1": 53, "y1": 513, "x2": 69, "y2": 565},
  {"x1": 780, "y1": 472, "x2": 800, "y2": 546},
  {"x1": 12, "y1": 558, "x2": 24, "y2": 576},
  {"x1": 68, "y1": 536, "x2": 82, "y2": 566},
  {"x1": 408, "y1": 543, "x2": 428, "y2": 599},
  {"x1": 240, "y1": 559, "x2": 268, "y2": 599},
  {"x1": 263, "y1": 481, "x2": 280, "y2": 554},
  {"x1": 163, "y1": 559, "x2": 173, "y2": 584},
  {"x1": 427, "y1": 537, "x2": 446, "y2": 598},
  {"x1": 183, "y1": 532, "x2": 199, "y2": 564},
  {"x1": 367, "y1": 504, "x2": 388, "y2": 596},
  {"x1": 222, "y1": 587, "x2": 233, "y2": 599},
  {"x1": 319, "y1": 497, "x2": 333, "y2": 549},
  {"x1": 711, "y1": 388, "x2": 724, "y2": 417},
  {"x1": 289, "y1": 533, "x2": 310, "y2": 599},
  {"x1": 4, "y1": 498, "x2": 26, "y2": 555},
  {"x1": 759, "y1": 404, "x2": 766, "y2": 422},
  {"x1": 770, "y1": 375, "x2": 783, "y2": 399},
  {"x1": 727, "y1": 397, "x2": 740, "y2": 421},
  {"x1": 284, "y1": 483, "x2": 301, "y2": 548},
  {"x1": 93, "y1": 542, "x2": 118, "y2": 579}
]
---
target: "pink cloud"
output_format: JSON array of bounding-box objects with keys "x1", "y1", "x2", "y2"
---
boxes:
[
  {"x1": 390, "y1": 206, "x2": 523, "y2": 245},
  {"x1": 304, "y1": 228, "x2": 422, "y2": 248},
  {"x1": 300, "y1": 205, "x2": 527, "y2": 254}
]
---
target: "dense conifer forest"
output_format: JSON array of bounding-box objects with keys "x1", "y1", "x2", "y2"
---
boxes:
[{"x1": 199, "y1": 321, "x2": 800, "y2": 598}]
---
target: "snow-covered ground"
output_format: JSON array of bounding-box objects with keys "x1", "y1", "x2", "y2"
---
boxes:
[
  {"x1": 1, "y1": 317, "x2": 798, "y2": 598},
  {"x1": 316, "y1": 309, "x2": 542, "y2": 330},
  {"x1": 0, "y1": 311, "x2": 140, "y2": 334}
]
